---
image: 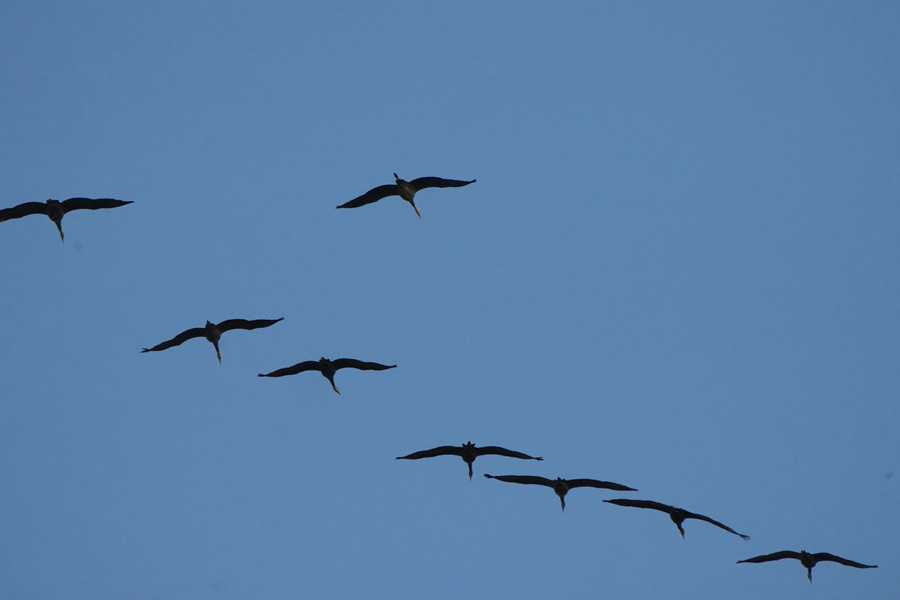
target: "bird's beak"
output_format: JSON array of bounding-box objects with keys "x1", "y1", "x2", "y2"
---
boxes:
[
  {"x1": 414, "y1": 204, "x2": 421, "y2": 219},
  {"x1": 332, "y1": 384, "x2": 341, "y2": 395}
]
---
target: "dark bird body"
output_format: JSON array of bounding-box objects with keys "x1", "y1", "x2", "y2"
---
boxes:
[
  {"x1": 484, "y1": 474, "x2": 636, "y2": 511},
  {"x1": 258, "y1": 356, "x2": 396, "y2": 394},
  {"x1": 397, "y1": 441, "x2": 543, "y2": 479},
  {"x1": 737, "y1": 550, "x2": 877, "y2": 582},
  {"x1": 603, "y1": 498, "x2": 749, "y2": 540},
  {"x1": 141, "y1": 318, "x2": 283, "y2": 363},
  {"x1": 0, "y1": 197, "x2": 133, "y2": 241},
  {"x1": 336, "y1": 173, "x2": 475, "y2": 218}
]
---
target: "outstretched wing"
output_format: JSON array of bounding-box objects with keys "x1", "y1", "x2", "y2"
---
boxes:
[
  {"x1": 331, "y1": 359, "x2": 396, "y2": 371},
  {"x1": 567, "y1": 478, "x2": 636, "y2": 491},
  {"x1": 216, "y1": 317, "x2": 284, "y2": 332},
  {"x1": 811, "y1": 553, "x2": 877, "y2": 569},
  {"x1": 409, "y1": 177, "x2": 476, "y2": 191},
  {"x1": 61, "y1": 198, "x2": 133, "y2": 213},
  {"x1": 737, "y1": 551, "x2": 801, "y2": 564},
  {"x1": 258, "y1": 361, "x2": 322, "y2": 377},
  {"x1": 604, "y1": 498, "x2": 668, "y2": 511},
  {"x1": 475, "y1": 446, "x2": 543, "y2": 461},
  {"x1": 483, "y1": 474, "x2": 555, "y2": 487},
  {"x1": 682, "y1": 509, "x2": 750, "y2": 540},
  {"x1": 141, "y1": 327, "x2": 206, "y2": 353},
  {"x1": 337, "y1": 184, "x2": 399, "y2": 209},
  {"x1": 396, "y1": 446, "x2": 464, "y2": 460},
  {"x1": 0, "y1": 201, "x2": 49, "y2": 221}
]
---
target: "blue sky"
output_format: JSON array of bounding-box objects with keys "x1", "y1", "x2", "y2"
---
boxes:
[{"x1": 1, "y1": 2, "x2": 897, "y2": 598}]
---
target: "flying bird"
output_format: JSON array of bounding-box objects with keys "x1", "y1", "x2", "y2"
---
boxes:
[
  {"x1": 737, "y1": 550, "x2": 877, "y2": 582},
  {"x1": 396, "y1": 441, "x2": 543, "y2": 479},
  {"x1": 603, "y1": 498, "x2": 750, "y2": 540},
  {"x1": 258, "y1": 356, "x2": 396, "y2": 394},
  {"x1": 336, "y1": 173, "x2": 475, "y2": 218},
  {"x1": 0, "y1": 197, "x2": 133, "y2": 241},
  {"x1": 483, "y1": 474, "x2": 636, "y2": 512},
  {"x1": 141, "y1": 318, "x2": 284, "y2": 363}
]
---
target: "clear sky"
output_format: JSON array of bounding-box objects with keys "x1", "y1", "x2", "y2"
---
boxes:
[{"x1": 1, "y1": 2, "x2": 897, "y2": 599}]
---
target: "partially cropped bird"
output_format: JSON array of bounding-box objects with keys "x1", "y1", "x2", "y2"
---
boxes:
[
  {"x1": 603, "y1": 498, "x2": 750, "y2": 540},
  {"x1": 0, "y1": 197, "x2": 133, "y2": 241},
  {"x1": 141, "y1": 318, "x2": 284, "y2": 363},
  {"x1": 397, "y1": 442, "x2": 543, "y2": 480},
  {"x1": 483, "y1": 474, "x2": 636, "y2": 511},
  {"x1": 258, "y1": 356, "x2": 396, "y2": 394},
  {"x1": 336, "y1": 173, "x2": 475, "y2": 218},
  {"x1": 737, "y1": 550, "x2": 877, "y2": 582}
]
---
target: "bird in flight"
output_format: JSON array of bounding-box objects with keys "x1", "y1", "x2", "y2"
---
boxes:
[
  {"x1": 336, "y1": 173, "x2": 475, "y2": 218},
  {"x1": 484, "y1": 474, "x2": 636, "y2": 511},
  {"x1": 258, "y1": 356, "x2": 396, "y2": 394},
  {"x1": 0, "y1": 197, "x2": 133, "y2": 241},
  {"x1": 603, "y1": 498, "x2": 750, "y2": 540},
  {"x1": 141, "y1": 318, "x2": 284, "y2": 363},
  {"x1": 737, "y1": 549, "x2": 877, "y2": 582},
  {"x1": 396, "y1": 441, "x2": 543, "y2": 479}
]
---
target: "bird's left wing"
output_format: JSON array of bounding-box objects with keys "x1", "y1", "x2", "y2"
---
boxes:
[
  {"x1": 258, "y1": 361, "x2": 321, "y2": 377},
  {"x1": 682, "y1": 509, "x2": 750, "y2": 540},
  {"x1": 475, "y1": 446, "x2": 543, "y2": 461},
  {"x1": 396, "y1": 446, "x2": 464, "y2": 460},
  {"x1": 216, "y1": 317, "x2": 284, "y2": 332},
  {"x1": 331, "y1": 359, "x2": 397, "y2": 371},
  {"x1": 61, "y1": 198, "x2": 133, "y2": 212},
  {"x1": 409, "y1": 177, "x2": 476, "y2": 191},
  {"x1": 811, "y1": 553, "x2": 877, "y2": 569},
  {"x1": 337, "y1": 184, "x2": 399, "y2": 209},
  {"x1": 568, "y1": 478, "x2": 637, "y2": 491},
  {"x1": 737, "y1": 551, "x2": 801, "y2": 564},
  {"x1": 0, "y1": 202, "x2": 49, "y2": 221},
  {"x1": 141, "y1": 327, "x2": 206, "y2": 353},
  {"x1": 483, "y1": 474, "x2": 554, "y2": 487}
]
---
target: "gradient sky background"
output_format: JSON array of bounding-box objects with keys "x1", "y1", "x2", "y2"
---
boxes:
[{"x1": 1, "y1": 2, "x2": 897, "y2": 599}]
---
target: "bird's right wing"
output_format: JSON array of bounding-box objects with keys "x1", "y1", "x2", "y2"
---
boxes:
[
  {"x1": 604, "y1": 498, "x2": 668, "y2": 511},
  {"x1": 409, "y1": 177, "x2": 476, "y2": 191},
  {"x1": 396, "y1": 446, "x2": 463, "y2": 460},
  {"x1": 475, "y1": 446, "x2": 543, "y2": 461},
  {"x1": 811, "y1": 553, "x2": 877, "y2": 569},
  {"x1": 483, "y1": 474, "x2": 554, "y2": 487},
  {"x1": 258, "y1": 361, "x2": 322, "y2": 377},
  {"x1": 61, "y1": 198, "x2": 133, "y2": 212},
  {"x1": 568, "y1": 478, "x2": 637, "y2": 491},
  {"x1": 336, "y1": 184, "x2": 399, "y2": 209},
  {"x1": 0, "y1": 202, "x2": 49, "y2": 221},
  {"x1": 141, "y1": 327, "x2": 206, "y2": 352},
  {"x1": 331, "y1": 359, "x2": 396, "y2": 371},
  {"x1": 217, "y1": 317, "x2": 284, "y2": 332},
  {"x1": 737, "y1": 551, "x2": 801, "y2": 564}
]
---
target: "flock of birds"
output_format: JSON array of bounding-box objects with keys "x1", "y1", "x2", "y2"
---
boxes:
[{"x1": 1, "y1": 176, "x2": 879, "y2": 585}]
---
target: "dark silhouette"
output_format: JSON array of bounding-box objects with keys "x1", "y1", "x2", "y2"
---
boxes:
[
  {"x1": 397, "y1": 441, "x2": 543, "y2": 479},
  {"x1": 141, "y1": 318, "x2": 284, "y2": 363},
  {"x1": 737, "y1": 550, "x2": 877, "y2": 582},
  {"x1": 336, "y1": 173, "x2": 475, "y2": 218},
  {"x1": 603, "y1": 498, "x2": 749, "y2": 540},
  {"x1": 484, "y1": 474, "x2": 636, "y2": 511},
  {"x1": 0, "y1": 197, "x2": 133, "y2": 241},
  {"x1": 258, "y1": 356, "x2": 396, "y2": 394}
]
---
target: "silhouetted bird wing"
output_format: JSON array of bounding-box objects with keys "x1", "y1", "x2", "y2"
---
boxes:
[
  {"x1": 605, "y1": 498, "x2": 670, "y2": 512},
  {"x1": 474, "y1": 446, "x2": 543, "y2": 461},
  {"x1": 567, "y1": 478, "x2": 636, "y2": 491},
  {"x1": 337, "y1": 184, "x2": 399, "y2": 209},
  {"x1": 810, "y1": 553, "x2": 877, "y2": 569},
  {"x1": 483, "y1": 474, "x2": 555, "y2": 487},
  {"x1": 330, "y1": 359, "x2": 396, "y2": 371},
  {"x1": 409, "y1": 177, "x2": 476, "y2": 191},
  {"x1": 258, "y1": 361, "x2": 322, "y2": 377},
  {"x1": 0, "y1": 202, "x2": 50, "y2": 221},
  {"x1": 60, "y1": 198, "x2": 133, "y2": 213},
  {"x1": 737, "y1": 551, "x2": 802, "y2": 564},
  {"x1": 216, "y1": 317, "x2": 284, "y2": 332},
  {"x1": 679, "y1": 508, "x2": 750, "y2": 540},
  {"x1": 396, "y1": 446, "x2": 465, "y2": 460},
  {"x1": 141, "y1": 327, "x2": 206, "y2": 352}
]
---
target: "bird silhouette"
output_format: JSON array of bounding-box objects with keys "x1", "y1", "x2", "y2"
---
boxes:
[
  {"x1": 737, "y1": 550, "x2": 877, "y2": 582},
  {"x1": 0, "y1": 197, "x2": 133, "y2": 241},
  {"x1": 258, "y1": 356, "x2": 396, "y2": 394},
  {"x1": 141, "y1": 318, "x2": 284, "y2": 363},
  {"x1": 484, "y1": 474, "x2": 636, "y2": 511},
  {"x1": 603, "y1": 498, "x2": 750, "y2": 540},
  {"x1": 396, "y1": 441, "x2": 543, "y2": 479},
  {"x1": 336, "y1": 173, "x2": 475, "y2": 218}
]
